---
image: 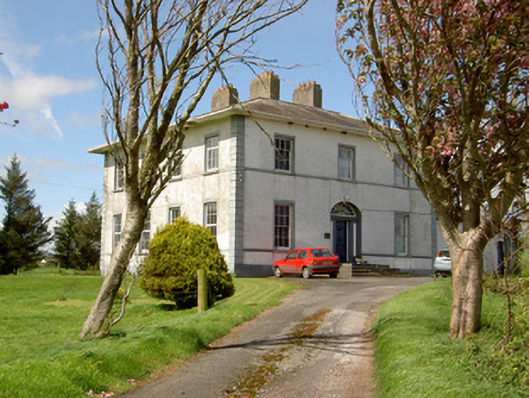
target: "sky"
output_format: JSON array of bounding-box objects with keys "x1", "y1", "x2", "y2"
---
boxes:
[{"x1": 0, "y1": 0, "x2": 356, "y2": 222}]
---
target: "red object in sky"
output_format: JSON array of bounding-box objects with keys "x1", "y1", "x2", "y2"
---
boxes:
[{"x1": 0, "y1": 102, "x2": 9, "y2": 111}]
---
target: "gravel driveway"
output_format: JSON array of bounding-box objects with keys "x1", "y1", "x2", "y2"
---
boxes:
[{"x1": 121, "y1": 271, "x2": 430, "y2": 398}]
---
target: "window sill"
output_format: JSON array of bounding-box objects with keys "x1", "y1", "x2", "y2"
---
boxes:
[
  {"x1": 274, "y1": 169, "x2": 293, "y2": 175},
  {"x1": 204, "y1": 169, "x2": 219, "y2": 176},
  {"x1": 113, "y1": 188, "x2": 124, "y2": 193}
]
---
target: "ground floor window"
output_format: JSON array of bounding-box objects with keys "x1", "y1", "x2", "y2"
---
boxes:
[
  {"x1": 204, "y1": 202, "x2": 217, "y2": 237},
  {"x1": 395, "y1": 213, "x2": 409, "y2": 256},
  {"x1": 168, "y1": 206, "x2": 181, "y2": 224},
  {"x1": 138, "y1": 212, "x2": 151, "y2": 252},
  {"x1": 274, "y1": 203, "x2": 292, "y2": 249},
  {"x1": 113, "y1": 214, "x2": 122, "y2": 250}
]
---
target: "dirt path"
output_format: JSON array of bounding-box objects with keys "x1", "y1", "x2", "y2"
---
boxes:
[{"x1": 120, "y1": 274, "x2": 430, "y2": 398}]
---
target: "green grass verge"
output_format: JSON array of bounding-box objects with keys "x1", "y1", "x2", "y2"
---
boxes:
[
  {"x1": 0, "y1": 269, "x2": 297, "y2": 397},
  {"x1": 373, "y1": 279, "x2": 529, "y2": 398}
]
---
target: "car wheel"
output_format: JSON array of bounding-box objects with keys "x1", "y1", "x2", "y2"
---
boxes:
[
  {"x1": 274, "y1": 266, "x2": 283, "y2": 278},
  {"x1": 329, "y1": 272, "x2": 338, "y2": 278},
  {"x1": 302, "y1": 267, "x2": 311, "y2": 279}
]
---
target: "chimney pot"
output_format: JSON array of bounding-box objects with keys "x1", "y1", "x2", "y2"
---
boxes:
[
  {"x1": 211, "y1": 85, "x2": 238, "y2": 111},
  {"x1": 250, "y1": 72, "x2": 280, "y2": 100},
  {"x1": 292, "y1": 81, "x2": 322, "y2": 108}
]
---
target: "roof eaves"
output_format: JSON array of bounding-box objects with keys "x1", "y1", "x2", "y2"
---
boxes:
[
  {"x1": 88, "y1": 141, "x2": 118, "y2": 154},
  {"x1": 244, "y1": 109, "x2": 368, "y2": 135}
]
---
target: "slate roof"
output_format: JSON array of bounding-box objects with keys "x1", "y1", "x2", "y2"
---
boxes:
[{"x1": 192, "y1": 97, "x2": 369, "y2": 134}]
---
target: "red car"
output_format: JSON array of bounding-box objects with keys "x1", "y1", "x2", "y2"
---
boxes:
[{"x1": 273, "y1": 247, "x2": 341, "y2": 279}]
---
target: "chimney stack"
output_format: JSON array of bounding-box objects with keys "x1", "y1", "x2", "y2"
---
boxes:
[
  {"x1": 211, "y1": 85, "x2": 238, "y2": 111},
  {"x1": 250, "y1": 72, "x2": 280, "y2": 100},
  {"x1": 292, "y1": 81, "x2": 322, "y2": 108}
]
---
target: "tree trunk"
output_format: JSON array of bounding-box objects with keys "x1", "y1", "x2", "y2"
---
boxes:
[
  {"x1": 449, "y1": 241, "x2": 485, "y2": 339},
  {"x1": 80, "y1": 199, "x2": 148, "y2": 338}
]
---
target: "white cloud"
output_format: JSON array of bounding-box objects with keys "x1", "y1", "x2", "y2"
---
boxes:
[
  {"x1": 0, "y1": 23, "x2": 97, "y2": 138},
  {"x1": 10, "y1": 74, "x2": 96, "y2": 110},
  {"x1": 56, "y1": 29, "x2": 101, "y2": 45},
  {"x1": 0, "y1": 71, "x2": 96, "y2": 138}
]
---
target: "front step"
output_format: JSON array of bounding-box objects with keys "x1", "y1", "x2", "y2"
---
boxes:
[{"x1": 350, "y1": 263, "x2": 413, "y2": 277}]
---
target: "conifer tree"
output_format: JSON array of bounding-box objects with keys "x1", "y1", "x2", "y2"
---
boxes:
[
  {"x1": 0, "y1": 156, "x2": 51, "y2": 274},
  {"x1": 53, "y1": 200, "x2": 81, "y2": 269},
  {"x1": 77, "y1": 192, "x2": 102, "y2": 270}
]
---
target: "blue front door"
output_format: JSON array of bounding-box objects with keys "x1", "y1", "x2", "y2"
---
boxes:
[{"x1": 334, "y1": 220, "x2": 348, "y2": 263}]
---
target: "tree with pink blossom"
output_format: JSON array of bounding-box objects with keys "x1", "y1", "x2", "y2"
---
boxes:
[{"x1": 337, "y1": 0, "x2": 529, "y2": 339}]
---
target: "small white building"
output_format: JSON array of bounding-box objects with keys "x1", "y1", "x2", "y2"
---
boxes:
[{"x1": 90, "y1": 73, "x2": 445, "y2": 276}]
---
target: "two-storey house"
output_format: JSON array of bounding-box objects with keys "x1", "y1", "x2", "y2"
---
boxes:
[{"x1": 90, "y1": 72, "x2": 443, "y2": 276}]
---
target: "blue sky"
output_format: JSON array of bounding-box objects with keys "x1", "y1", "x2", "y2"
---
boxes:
[{"x1": 0, "y1": 0, "x2": 355, "y2": 221}]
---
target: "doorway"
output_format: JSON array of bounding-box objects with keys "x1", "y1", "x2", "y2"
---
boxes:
[{"x1": 331, "y1": 202, "x2": 361, "y2": 263}]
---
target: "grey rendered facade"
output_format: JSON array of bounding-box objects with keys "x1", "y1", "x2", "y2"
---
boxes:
[{"x1": 91, "y1": 73, "x2": 444, "y2": 276}]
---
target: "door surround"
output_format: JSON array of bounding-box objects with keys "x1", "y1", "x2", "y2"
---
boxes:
[{"x1": 331, "y1": 202, "x2": 361, "y2": 263}]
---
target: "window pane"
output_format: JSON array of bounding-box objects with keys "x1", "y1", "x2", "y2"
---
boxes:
[
  {"x1": 274, "y1": 137, "x2": 293, "y2": 172},
  {"x1": 139, "y1": 212, "x2": 151, "y2": 252},
  {"x1": 338, "y1": 147, "x2": 354, "y2": 179},
  {"x1": 205, "y1": 136, "x2": 219, "y2": 171},
  {"x1": 286, "y1": 250, "x2": 298, "y2": 260},
  {"x1": 169, "y1": 207, "x2": 181, "y2": 224},
  {"x1": 395, "y1": 214, "x2": 409, "y2": 255},
  {"x1": 114, "y1": 161, "x2": 124, "y2": 190},
  {"x1": 274, "y1": 204, "x2": 291, "y2": 248},
  {"x1": 204, "y1": 202, "x2": 217, "y2": 237},
  {"x1": 113, "y1": 214, "x2": 122, "y2": 249},
  {"x1": 394, "y1": 155, "x2": 408, "y2": 187},
  {"x1": 311, "y1": 249, "x2": 333, "y2": 258},
  {"x1": 172, "y1": 160, "x2": 181, "y2": 177}
]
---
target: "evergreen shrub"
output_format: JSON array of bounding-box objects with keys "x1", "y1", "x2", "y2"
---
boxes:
[{"x1": 138, "y1": 218, "x2": 234, "y2": 309}]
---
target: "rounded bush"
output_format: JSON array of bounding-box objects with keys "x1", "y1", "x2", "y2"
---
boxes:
[{"x1": 138, "y1": 218, "x2": 234, "y2": 309}]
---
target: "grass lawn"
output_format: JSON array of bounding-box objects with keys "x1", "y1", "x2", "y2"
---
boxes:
[
  {"x1": 0, "y1": 269, "x2": 297, "y2": 397},
  {"x1": 373, "y1": 278, "x2": 529, "y2": 398}
]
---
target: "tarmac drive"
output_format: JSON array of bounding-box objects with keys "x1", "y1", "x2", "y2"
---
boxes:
[{"x1": 120, "y1": 271, "x2": 430, "y2": 398}]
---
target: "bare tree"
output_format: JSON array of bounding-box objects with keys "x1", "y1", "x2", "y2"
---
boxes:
[
  {"x1": 337, "y1": 0, "x2": 529, "y2": 339},
  {"x1": 81, "y1": 0, "x2": 308, "y2": 338}
]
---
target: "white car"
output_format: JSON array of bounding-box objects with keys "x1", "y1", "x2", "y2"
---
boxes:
[{"x1": 433, "y1": 250, "x2": 451, "y2": 277}]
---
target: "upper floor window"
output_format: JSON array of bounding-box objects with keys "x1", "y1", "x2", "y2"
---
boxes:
[
  {"x1": 114, "y1": 161, "x2": 124, "y2": 190},
  {"x1": 205, "y1": 135, "x2": 219, "y2": 172},
  {"x1": 394, "y1": 154, "x2": 409, "y2": 187},
  {"x1": 113, "y1": 214, "x2": 122, "y2": 249},
  {"x1": 274, "y1": 203, "x2": 292, "y2": 249},
  {"x1": 395, "y1": 213, "x2": 409, "y2": 256},
  {"x1": 274, "y1": 135, "x2": 294, "y2": 173},
  {"x1": 168, "y1": 206, "x2": 181, "y2": 224},
  {"x1": 138, "y1": 212, "x2": 151, "y2": 252},
  {"x1": 204, "y1": 201, "x2": 217, "y2": 237},
  {"x1": 172, "y1": 159, "x2": 182, "y2": 179},
  {"x1": 169, "y1": 151, "x2": 182, "y2": 179},
  {"x1": 338, "y1": 146, "x2": 355, "y2": 180}
]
